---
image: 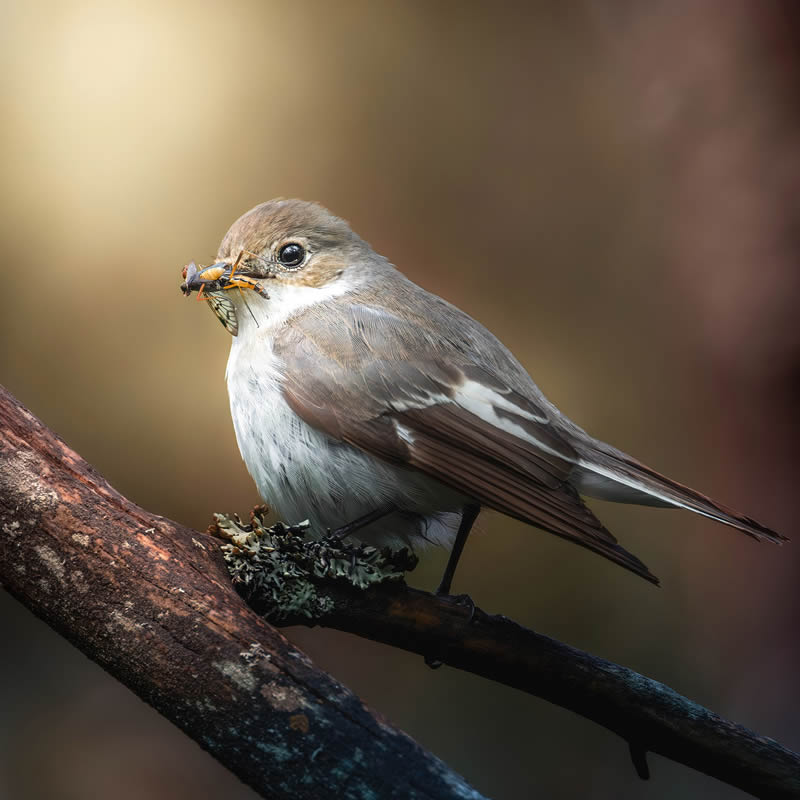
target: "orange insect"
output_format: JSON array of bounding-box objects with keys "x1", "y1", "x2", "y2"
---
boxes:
[
  {"x1": 180, "y1": 250, "x2": 269, "y2": 336},
  {"x1": 180, "y1": 251, "x2": 269, "y2": 301}
]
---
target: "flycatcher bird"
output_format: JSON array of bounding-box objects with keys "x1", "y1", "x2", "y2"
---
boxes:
[{"x1": 186, "y1": 198, "x2": 785, "y2": 593}]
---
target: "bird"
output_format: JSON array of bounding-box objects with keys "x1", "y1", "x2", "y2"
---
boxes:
[{"x1": 187, "y1": 198, "x2": 785, "y2": 594}]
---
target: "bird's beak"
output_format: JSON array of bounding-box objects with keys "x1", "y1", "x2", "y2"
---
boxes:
[{"x1": 230, "y1": 252, "x2": 276, "y2": 280}]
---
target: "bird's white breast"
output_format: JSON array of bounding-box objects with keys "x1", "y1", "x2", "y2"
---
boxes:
[{"x1": 224, "y1": 291, "x2": 464, "y2": 548}]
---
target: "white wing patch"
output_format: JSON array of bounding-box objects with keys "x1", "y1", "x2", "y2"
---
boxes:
[
  {"x1": 388, "y1": 393, "x2": 452, "y2": 413},
  {"x1": 453, "y1": 379, "x2": 567, "y2": 460},
  {"x1": 455, "y1": 380, "x2": 549, "y2": 422},
  {"x1": 394, "y1": 421, "x2": 416, "y2": 445}
]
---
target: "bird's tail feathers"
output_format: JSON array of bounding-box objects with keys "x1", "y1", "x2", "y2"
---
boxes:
[{"x1": 574, "y1": 444, "x2": 787, "y2": 544}]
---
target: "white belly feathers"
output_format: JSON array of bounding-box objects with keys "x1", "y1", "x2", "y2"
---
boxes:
[{"x1": 225, "y1": 330, "x2": 463, "y2": 549}]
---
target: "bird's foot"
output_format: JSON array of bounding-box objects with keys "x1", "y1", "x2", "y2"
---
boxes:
[
  {"x1": 423, "y1": 592, "x2": 477, "y2": 668},
  {"x1": 436, "y1": 591, "x2": 477, "y2": 624},
  {"x1": 324, "y1": 526, "x2": 346, "y2": 543}
]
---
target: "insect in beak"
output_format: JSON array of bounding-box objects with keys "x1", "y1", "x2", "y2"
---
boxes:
[
  {"x1": 180, "y1": 251, "x2": 271, "y2": 335},
  {"x1": 180, "y1": 252, "x2": 270, "y2": 301}
]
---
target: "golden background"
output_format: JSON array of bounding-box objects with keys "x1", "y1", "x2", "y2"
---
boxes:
[{"x1": 1, "y1": 2, "x2": 799, "y2": 798}]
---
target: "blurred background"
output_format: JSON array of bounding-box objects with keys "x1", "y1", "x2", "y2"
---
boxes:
[{"x1": 1, "y1": 1, "x2": 799, "y2": 798}]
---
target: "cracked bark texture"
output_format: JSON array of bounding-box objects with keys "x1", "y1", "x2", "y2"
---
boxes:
[{"x1": 0, "y1": 384, "x2": 485, "y2": 800}]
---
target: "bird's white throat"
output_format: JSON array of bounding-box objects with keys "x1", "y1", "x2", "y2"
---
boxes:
[{"x1": 228, "y1": 276, "x2": 356, "y2": 339}]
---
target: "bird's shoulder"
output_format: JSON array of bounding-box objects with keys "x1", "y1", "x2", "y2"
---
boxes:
[
  {"x1": 271, "y1": 281, "x2": 567, "y2": 454},
  {"x1": 273, "y1": 279, "x2": 539, "y2": 392}
]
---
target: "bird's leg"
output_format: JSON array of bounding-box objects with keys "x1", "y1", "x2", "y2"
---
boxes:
[
  {"x1": 424, "y1": 504, "x2": 482, "y2": 669},
  {"x1": 326, "y1": 503, "x2": 397, "y2": 541},
  {"x1": 436, "y1": 503, "x2": 480, "y2": 597}
]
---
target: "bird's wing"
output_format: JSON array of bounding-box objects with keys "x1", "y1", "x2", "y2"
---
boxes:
[{"x1": 273, "y1": 302, "x2": 657, "y2": 583}]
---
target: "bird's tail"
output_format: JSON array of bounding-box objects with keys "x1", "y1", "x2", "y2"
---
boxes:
[{"x1": 573, "y1": 442, "x2": 787, "y2": 544}]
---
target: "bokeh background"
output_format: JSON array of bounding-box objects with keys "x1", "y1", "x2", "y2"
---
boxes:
[{"x1": 2, "y1": 1, "x2": 799, "y2": 798}]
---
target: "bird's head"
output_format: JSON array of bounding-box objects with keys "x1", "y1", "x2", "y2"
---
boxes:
[
  {"x1": 226, "y1": 198, "x2": 377, "y2": 291},
  {"x1": 184, "y1": 198, "x2": 397, "y2": 335}
]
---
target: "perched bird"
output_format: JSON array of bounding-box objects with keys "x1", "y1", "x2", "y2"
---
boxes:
[{"x1": 191, "y1": 198, "x2": 784, "y2": 593}]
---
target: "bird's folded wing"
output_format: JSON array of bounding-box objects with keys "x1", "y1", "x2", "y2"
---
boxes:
[{"x1": 274, "y1": 303, "x2": 657, "y2": 583}]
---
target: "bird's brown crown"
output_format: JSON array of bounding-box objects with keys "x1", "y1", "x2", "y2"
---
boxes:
[{"x1": 215, "y1": 199, "x2": 365, "y2": 289}]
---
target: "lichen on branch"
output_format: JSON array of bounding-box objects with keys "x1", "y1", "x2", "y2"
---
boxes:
[{"x1": 209, "y1": 506, "x2": 418, "y2": 621}]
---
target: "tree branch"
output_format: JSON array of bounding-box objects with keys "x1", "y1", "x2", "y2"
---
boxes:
[
  {"x1": 273, "y1": 581, "x2": 800, "y2": 798},
  {"x1": 213, "y1": 510, "x2": 800, "y2": 798},
  {"x1": 0, "y1": 385, "x2": 486, "y2": 800},
  {"x1": 1, "y1": 382, "x2": 797, "y2": 799}
]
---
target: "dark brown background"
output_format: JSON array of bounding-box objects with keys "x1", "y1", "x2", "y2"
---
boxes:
[{"x1": 2, "y1": 2, "x2": 799, "y2": 798}]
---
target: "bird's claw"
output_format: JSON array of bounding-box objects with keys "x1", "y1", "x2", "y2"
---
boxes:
[{"x1": 438, "y1": 591, "x2": 476, "y2": 624}]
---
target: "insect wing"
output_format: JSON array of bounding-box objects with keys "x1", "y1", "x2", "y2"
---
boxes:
[{"x1": 205, "y1": 293, "x2": 238, "y2": 336}]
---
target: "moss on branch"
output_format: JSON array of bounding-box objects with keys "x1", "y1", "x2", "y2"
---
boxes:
[{"x1": 209, "y1": 507, "x2": 417, "y2": 621}]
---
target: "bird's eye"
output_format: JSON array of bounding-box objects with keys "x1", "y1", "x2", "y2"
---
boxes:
[{"x1": 278, "y1": 242, "x2": 305, "y2": 268}]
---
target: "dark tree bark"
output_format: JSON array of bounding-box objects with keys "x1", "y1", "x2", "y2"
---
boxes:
[
  {"x1": 1, "y1": 382, "x2": 798, "y2": 799},
  {"x1": 0, "y1": 384, "x2": 486, "y2": 800},
  {"x1": 269, "y1": 582, "x2": 800, "y2": 799}
]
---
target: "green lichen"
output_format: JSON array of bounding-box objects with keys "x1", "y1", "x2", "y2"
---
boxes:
[{"x1": 210, "y1": 507, "x2": 417, "y2": 621}]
